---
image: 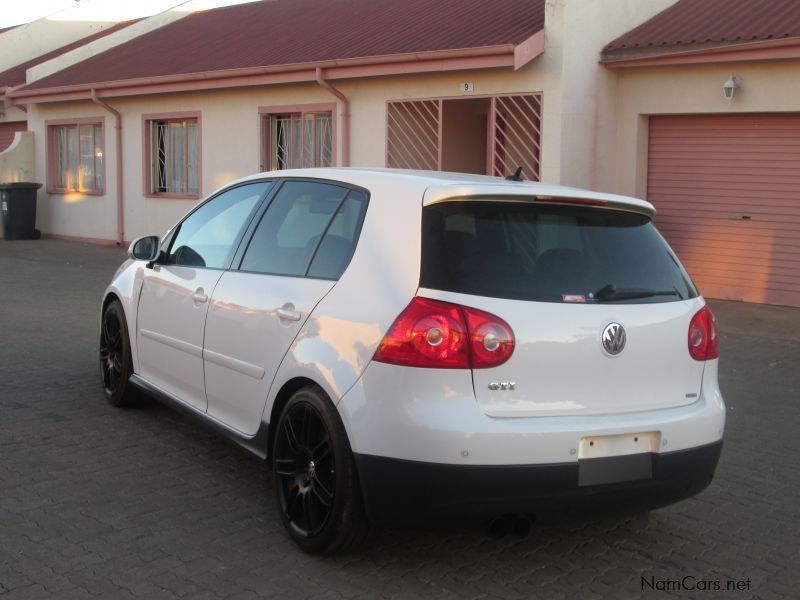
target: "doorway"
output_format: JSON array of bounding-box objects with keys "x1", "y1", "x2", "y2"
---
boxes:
[{"x1": 386, "y1": 94, "x2": 542, "y2": 180}]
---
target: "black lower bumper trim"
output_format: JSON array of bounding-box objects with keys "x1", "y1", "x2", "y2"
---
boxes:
[{"x1": 354, "y1": 441, "x2": 722, "y2": 527}]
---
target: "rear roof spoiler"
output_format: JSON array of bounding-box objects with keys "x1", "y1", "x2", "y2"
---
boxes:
[{"x1": 422, "y1": 183, "x2": 656, "y2": 220}]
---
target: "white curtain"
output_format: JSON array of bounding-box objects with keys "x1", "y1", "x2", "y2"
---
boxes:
[
  {"x1": 169, "y1": 122, "x2": 186, "y2": 193},
  {"x1": 315, "y1": 114, "x2": 332, "y2": 167},
  {"x1": 66, "y1": 126, "x2": 79, "y2": 191},
  {"x1": 79, "y1": 124, "x2": 95, "y2": 191},
  {"x1": 93, "y1": 124, "x2": 104, "y2": 191},
  {"x1": 55, "y1": 127, "x2": 67, "y2": 189},
  {"x1": 187, "y1": 121, "x2": 198, "y2": 194}
]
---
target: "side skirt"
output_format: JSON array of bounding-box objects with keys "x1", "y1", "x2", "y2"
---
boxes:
[{"x1": 129, "y1": 374, "x2": 270, "y2": 461}]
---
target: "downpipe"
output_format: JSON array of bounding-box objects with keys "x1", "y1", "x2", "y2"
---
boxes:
[
  {"x1": 90, "y1": 89, "x2": 124, "y2": 245},
  {"x1": 315, "y1": 67, "x2": 349, "y2": 167}
]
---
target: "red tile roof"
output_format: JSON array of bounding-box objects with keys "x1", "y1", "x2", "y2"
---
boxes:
[
  {"x1": 0, "y1": 20, "x2": 138, "y2": 89},
  {"x1": 25, "y1": 0, "x2": 545, "y2": 92},
  {"x1": 603, "y1": 0, "x2": 800, "y2": 61}
]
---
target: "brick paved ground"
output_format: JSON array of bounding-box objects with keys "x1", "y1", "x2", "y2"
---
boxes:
[{"x1": 0, "y1": 239, "x2": 797, "y2": 599}]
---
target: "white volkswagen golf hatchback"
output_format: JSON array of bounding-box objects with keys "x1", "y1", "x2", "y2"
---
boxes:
[{"x1": 100, "y1": 169, "x2": 724, "y2": 553}]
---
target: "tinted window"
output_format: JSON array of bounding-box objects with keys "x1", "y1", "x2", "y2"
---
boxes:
[
  {"x1": 167, "y1": 182, "x2": 270, "y2": 269},
  {"x1": 421, "y1": 202, "x2": 698, "y2": 304},
  {"x1": 239, "y1": 181, "x2": 349, "y2": 277},
  {"x1": 307, "y1": 190, "x2": 368, "y2": 279}
]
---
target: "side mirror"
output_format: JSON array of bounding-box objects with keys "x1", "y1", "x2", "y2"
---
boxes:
[{"x1": 128, "y1": 235, "x2": 160, "y2": 262}]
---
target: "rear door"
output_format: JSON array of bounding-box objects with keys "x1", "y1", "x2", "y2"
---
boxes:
[
  {"x1": 136, "y1": 182, "x2": 270, "y2": 410},
  {"x1": 420, "y1": 200, "x2": 705, "y2": 418},
  {"x1": 203, "y1": 180, "x2": 369, "y2": 434}
]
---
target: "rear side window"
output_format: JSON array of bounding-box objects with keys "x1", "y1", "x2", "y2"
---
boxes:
[
  {"x1": 239, "y1": 181, "x2": 368, "y2": 279},
  {"x1": 307, "y1": 190, "x2": 368, "y2": 279},
  {"x1": 421, "y1": 201, "x2": 698, "y2": 304}
]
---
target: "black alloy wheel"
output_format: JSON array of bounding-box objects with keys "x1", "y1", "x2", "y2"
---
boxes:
[
  {"x1": 274, "y1": 400, "x2": 336, "y2": 537},
  {"x1": 272, "y1": 386, "x2": 370, "y2": 554},
  {"x1": 99, "y1": 300, "x2": 135, "y2": 406}
]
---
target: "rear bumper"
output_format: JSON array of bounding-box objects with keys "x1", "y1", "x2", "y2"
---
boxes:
[{"x1": 355, "y1": 440, "x2": 722, "y2": 527}]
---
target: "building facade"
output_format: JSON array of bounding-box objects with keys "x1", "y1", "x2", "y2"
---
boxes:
[{"x1": 2, "y1": 0, "x2": 799, "y2": 307}]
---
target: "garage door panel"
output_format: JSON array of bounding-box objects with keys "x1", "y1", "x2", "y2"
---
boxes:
[
  {"x1": 655, "y1": 208, "x2": 800, "y2": 226},
  {"x1": 656, "y1": 215, "x2": 800, "y2": 234},
  {"x1": 661, "y1": 235, "x2": 800, "y2": 257},
  {"x1": 651, "y1": 194, "x2": 796, "y2": 215},
  {"x1": 657, "y1": 220, "x2": 799, "y2": 245},
  {"x1": 676, "y1": 246, "x2": 800, "y2": 266},
  {"x1": 650, "y1": 166, "x2": 800, "y2": 178},
  {"x1": 650, "y1": 116, "x2": 800, "y2": 130},
  {"x1": 684, "y1": 265, "x2": 800, "y2": 289},
  {"x1": 659, "y1": 202, "x2": 800, "y2": 221},
  {"x1": 649, "y1": 175, "x2": 800, "y2": 190},
  {"x1": 648, "y1": 114, "x2": 800, "y2": 307},
  {"x1": 647, "y1": 155, "x2": 800, "y2": 167},
  {"x1": 654, "y1": 197, "x2": 800, "y2": 212}
]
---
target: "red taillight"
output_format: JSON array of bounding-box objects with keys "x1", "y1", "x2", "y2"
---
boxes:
[
  {"x1": 464, "y1": 306, "x2": 515, "y2": 368},
  {"x1": 688, "y1": 305, "x2": 719, "y2": 361},
  {"x1": 373, "y1": 297, "x2": 514, "y2": 369}
]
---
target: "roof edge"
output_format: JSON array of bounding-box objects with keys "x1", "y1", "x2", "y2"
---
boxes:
[
  {"x1": 601, "y1": 36, "x2": 800, "y2": 68},
  {"x1": 9, "y1": 44, "x2": 523, "y2": 103}
]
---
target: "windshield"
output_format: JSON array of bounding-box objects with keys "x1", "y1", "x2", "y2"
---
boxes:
[{"x1": 420, "y1": 201, "x2": 698, "y2": 304}]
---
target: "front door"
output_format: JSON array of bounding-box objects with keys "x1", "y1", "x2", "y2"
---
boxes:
[{"x1": 136, "y1": 182, "x2": 271, "y2": 410}]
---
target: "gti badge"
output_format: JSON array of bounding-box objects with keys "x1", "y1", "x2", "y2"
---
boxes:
[
  {"x1": 488, "y1": 382, "x2": 516, "y2": 391},
  {"x1": 601, "y1": 322, "x2": 626, "y2": 356}
]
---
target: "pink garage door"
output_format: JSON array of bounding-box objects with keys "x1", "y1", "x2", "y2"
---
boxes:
[
  {"x1": 0, "y1": 121, "x2": 26, "y2": 152},
  {"x1": 648, "y1": 114, "x2": 800, "y2": 308}
]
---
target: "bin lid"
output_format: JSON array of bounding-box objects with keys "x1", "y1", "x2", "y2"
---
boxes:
[{"x1": 0, "y1": 182, "x2": 43, "y2": 190}]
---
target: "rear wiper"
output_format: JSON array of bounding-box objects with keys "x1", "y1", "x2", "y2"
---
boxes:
[{"x1": 593, "y1": 283, "x2": 683, "y2": 302}]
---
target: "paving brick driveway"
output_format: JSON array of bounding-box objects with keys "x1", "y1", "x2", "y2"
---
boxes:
[{"x1": 1, "y1": 239, "x2": 798, "y2": 599}]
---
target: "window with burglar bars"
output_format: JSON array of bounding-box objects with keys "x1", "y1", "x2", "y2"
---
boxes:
[
  {"x1": 148, "y1": 118, "x2": 199, "y2": 196},
  {"x1": 265, "y1": 112, "x2": 333, "y2": 170},
  {"x1": 49, "y1": 122, "x2": 104, "y2": 193}
]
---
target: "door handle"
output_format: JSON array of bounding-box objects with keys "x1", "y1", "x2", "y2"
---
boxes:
[
  {"x1": 191, "y1": 290, "x2": 208, "y2": 303},
  {"x1": 277, "y1": 307, "x2": 301, "y2": 321}
]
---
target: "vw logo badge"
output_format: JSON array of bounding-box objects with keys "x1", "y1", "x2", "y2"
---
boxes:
[{"x1": 601, "y1": 322, "x2": 626, "y2": 356}]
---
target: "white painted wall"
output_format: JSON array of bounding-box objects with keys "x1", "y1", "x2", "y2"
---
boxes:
[
  {"x1": 546, "y1": 0, "x2": 678, "y2": 191},
  {"x1": 0, "y1": 105, "x2": 27, "y2": 124},
  {"x1": 0, "y1": 132, "x2": 35, "y2": 183}
]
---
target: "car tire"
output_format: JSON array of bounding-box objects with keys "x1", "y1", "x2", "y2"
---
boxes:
[
  {"x1": 272, "y1": 385, "x2": 371, "y2": 554},
  {"x1": 99, "y1": 299, "x2": 137, "y2": 407}
]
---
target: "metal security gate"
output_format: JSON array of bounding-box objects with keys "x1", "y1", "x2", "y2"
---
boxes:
[
  {"x1": 490, "y1": 94, "x2": 542, "y2": 179},
  {"x1": 386, "y1": 99, "x2": 441, "y2": 171},
  {"x1": 386, "y1": 94, "x2": 542, "y2": 180}
]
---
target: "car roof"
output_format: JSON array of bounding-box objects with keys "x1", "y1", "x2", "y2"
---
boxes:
[{"x1": 233, "y1": 168, "x2": 656, "y2": 218}]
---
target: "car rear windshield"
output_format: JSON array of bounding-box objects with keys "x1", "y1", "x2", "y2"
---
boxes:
[{"x1": 420, "y1": 201, "x2": 698, "y2": 304}]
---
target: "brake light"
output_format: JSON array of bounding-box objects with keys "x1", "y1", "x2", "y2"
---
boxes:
[
  {"x1": 688, "y1": 305, "x2": 719, "y2": 361},
  {"x1": 536, "y1": 195, "x2": 607, "y2": 207},
  {"x1": 373, "y1": 297, "x2": 514, "y2": 369}
]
